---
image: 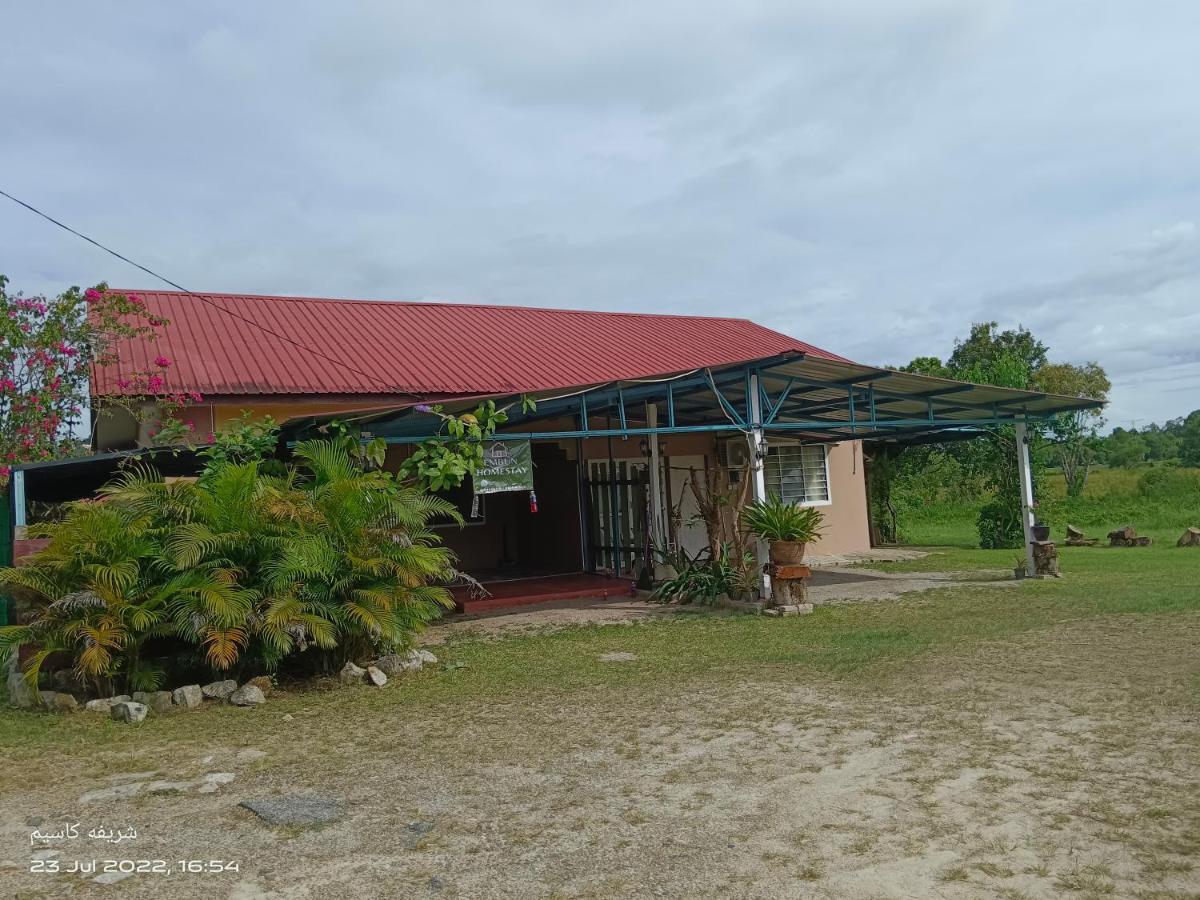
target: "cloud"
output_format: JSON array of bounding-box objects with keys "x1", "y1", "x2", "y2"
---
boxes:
[{"x1": 1, "y1": 1, "x2": 1198, "y2": 430}]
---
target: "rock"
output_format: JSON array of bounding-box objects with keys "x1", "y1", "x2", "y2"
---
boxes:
[
  {"x1": 85, "y1": 698, "x2": 115, "y2": 714},
  {"x1": 110, "y1": 701, "x2": 149, "y2": 724},
  {"x1": 229, "y1": 684, "x2": 266, "y2": 706},
  {"x1": 79, "y1": 781, "x2": 145, "y2": 804},
  {"x1": 599, "y1": 652, "x2": 638, "y2": 662},
  {"x1": 415, "y1": 649, "x2": 438, "y2": 665},
  {"x1": 142, "y1": 691, "x2": 172, "y2": 713},
  {"x1": 246, "y1": 675, "x2": 273, "y2": 696},
  {"x1": 282, "y1": 713, "x2": 294, "y2": 722},
  {"x1": 198, "y1": 772, "x2": 238, "y2": 794},
  {"x1": 365, "y1": 666, "x2": 388, "y2": 687},
  {"x1": 172, "y1": 684, "x2": 204, "y2": 709},
  {"x1": 5, "y1": 657, "x2": 36, "y2": 709},
  {"x1": 201, "y1": 679, "x2": 238, "y2": 700},
  {"x1": 236, "y1": 749, "x2": 268, "y2": 763},
  {"x1": 240, "y1": 795, "x2": 343, "y2": 827},
  {"x1": 372, "y1": 654, "x2": 416, "y2": 676},
  {"x1": 146, "y1": 780, "x2": 194, "y2": 794},
  {"x1": 38, "y1": 690, "x2": 56, "y2": 707},
  {"x1": 111, "y1": 694, "x2": 131, "y2": 703},
  {"x1": 339, "y1": 662, "x2": 366, "y2": 685},
  {"x1": 51, "y1": 692, "x2": 79, "y2": 712}
]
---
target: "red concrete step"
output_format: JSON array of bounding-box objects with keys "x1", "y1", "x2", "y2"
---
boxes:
[{"x1": 454, "y1": 575, "x2": 636, "y2": 614}]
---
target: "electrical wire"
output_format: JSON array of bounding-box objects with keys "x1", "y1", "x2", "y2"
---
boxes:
[{"x1": 0, "y1": 188, "x2": 409, "y2": 395}]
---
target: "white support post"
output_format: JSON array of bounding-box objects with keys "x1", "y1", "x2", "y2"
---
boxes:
[
  {"x1": 12, "y1": 469, "x2": 26, "y2": 531},
  {"x1": 748, "y1": 374, "x2": 772, "y2": 601},
  {"x1": 646, "y1": 403, "x2": 665, "y2": 556},
  {"x1": 1014, "y1": 421, "x2": 1036, "y2": 577}
]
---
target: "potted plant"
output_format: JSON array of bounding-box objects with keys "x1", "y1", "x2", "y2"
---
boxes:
[
  {"x1": 1032, "y1": 521, "x2": 1051, "y2": 542},
  {"x1": 742, "y1": 497, "x2": 825, "y2": 565}
]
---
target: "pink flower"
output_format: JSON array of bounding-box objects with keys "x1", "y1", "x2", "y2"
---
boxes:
[
  {"x1": 84, "y1": 288, "x2": 102, "y2": 301},
  {"x1": 147, "y1": 374, "x2": 164, "y2": 392},
  {"x1": 188, "y1": 391, "x2": 203, "y2": 402},
  {"x1": 116, "y1": 378, "x2": 132, "y2": 390},
  {"x1": 154, "y1": 355, "x2": 171, "y2": 368},
  {"x1": 0, "y1": 466, "x2": 10, "y2": 477}
]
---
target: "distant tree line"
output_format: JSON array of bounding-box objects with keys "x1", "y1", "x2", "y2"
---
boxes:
[{"x1": 1095, "y1": 412, "x2": 1200, "y2": 468}]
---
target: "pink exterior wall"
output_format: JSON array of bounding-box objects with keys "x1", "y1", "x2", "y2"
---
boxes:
[{"x1": 804, "y1": 440, "x2": 871, "y2": 557}]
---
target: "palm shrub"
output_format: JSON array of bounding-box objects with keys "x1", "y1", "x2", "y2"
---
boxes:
[
  {"x1": 0, "y1": 440, "x2": 461, "y2": 693},
  {"x1": 742, "y1": 497, "x2": 825, "y2": 543}
]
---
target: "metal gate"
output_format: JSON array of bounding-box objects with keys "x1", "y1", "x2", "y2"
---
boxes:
[{"x1": 585, "y1": 459, "x2": 649, "y2": 576}]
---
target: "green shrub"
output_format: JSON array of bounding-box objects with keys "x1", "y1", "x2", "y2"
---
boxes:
[
  {"x1": 976, "y1": 499, "x2": 1024, "y2": 549},
  {"x1": 0, "y1": 440, "x2": 460, "y2": 693},
  {"x1": 742, "y1": 498, "x2": 825, "y2": 543}
]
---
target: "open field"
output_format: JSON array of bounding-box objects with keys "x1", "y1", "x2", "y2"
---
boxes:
[
  {"x1": 898, "y1": 465, "x2": 1200, "y2": 547},
  {"x1": 2, "y1": 543, "x2": 1199, "y2": 899}
]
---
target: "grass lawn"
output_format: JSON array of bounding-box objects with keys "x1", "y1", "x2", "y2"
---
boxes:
[{"x1": 2, "y1": 541, "x2": 1198, "y2": 898}]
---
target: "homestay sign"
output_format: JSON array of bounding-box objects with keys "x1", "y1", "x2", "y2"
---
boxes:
[{"x1": 474, "y1": 440, "x2": 534, "y2": 494}]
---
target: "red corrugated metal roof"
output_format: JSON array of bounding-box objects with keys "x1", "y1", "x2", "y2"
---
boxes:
[{"x1": 91, "y1": 291, "x2": 847, "y2": 397}]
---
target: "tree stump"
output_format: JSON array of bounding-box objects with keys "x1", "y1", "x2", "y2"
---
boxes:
[
  {"x1": 1107, "y1": 525, "x2": 1150, "y2": 547},
  {"x1": 763, "y1": 564, "x2": 811, "y2": 609},
  {"x1": 1031, "y1": 541, "x2": 1060, "y2": 577},
  {"x1": 1177, "y1": 527, "x2": 1200, "y2": 548},
  {"x1": 1064, "y1": 524, "x2": 1098, "y2": 547}
]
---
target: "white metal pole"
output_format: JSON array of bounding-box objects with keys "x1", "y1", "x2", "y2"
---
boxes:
[
  {"x1": 747, "y1": 374, "x2": 772, "y2": 600},
  {"x1": 1014, "y1": 420, "x2": 1036, "y2": 577},
  {"x1": 646, "y1": 403, "x2": 665, "y2": 555}
]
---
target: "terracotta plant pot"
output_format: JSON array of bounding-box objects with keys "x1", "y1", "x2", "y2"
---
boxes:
[{"x1": 768, "y1": 540, "x2": 807, "y2": 566}]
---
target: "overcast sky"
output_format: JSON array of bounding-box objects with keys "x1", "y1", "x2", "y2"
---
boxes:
[{"x1": 3, "y1": 2, "x2": 1198, "y2": 429}]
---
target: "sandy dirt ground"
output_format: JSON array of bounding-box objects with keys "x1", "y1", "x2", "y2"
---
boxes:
[{"x1": 2, "y1": 611, "x2": 1197, "y2": 899}]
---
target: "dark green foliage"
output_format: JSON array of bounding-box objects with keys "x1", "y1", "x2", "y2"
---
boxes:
[
  {"x1": 652, "y1": 546, "x2": 755, "y2": 605},
  {"x1": 742, "y1": 497, "x2": 825, "y2": 543}
]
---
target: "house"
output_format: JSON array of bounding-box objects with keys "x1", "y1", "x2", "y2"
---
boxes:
[{"x1": 76, "y1": 290, "x2": 1099, "y2": 609}]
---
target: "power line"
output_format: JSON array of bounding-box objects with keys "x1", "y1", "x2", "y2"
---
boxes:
[{"x1": 0, "y1": 187, "x2": 409, "y2": 395}]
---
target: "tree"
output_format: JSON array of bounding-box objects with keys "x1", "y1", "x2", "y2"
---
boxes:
[
  {"x1": 0, "y1": 276, "x2": 180, "y2": 480},
  {"x1": 1181, "y1": 411, "x2": 1200, "y2": 467},
  {"x1": 947, "y1": 322, "x2": 1048, "y2": 386},
  {"x1": 1103, "y1": 429, "x2": 1148, "y2": 468},
  {"x1": 1034, "y1": 361, "x2": 1111, "y2": 497}
]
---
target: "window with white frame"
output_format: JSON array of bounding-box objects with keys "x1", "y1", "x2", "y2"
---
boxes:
[{"x1": 765, "y1": 443, "x2": 831, "y2": 505}]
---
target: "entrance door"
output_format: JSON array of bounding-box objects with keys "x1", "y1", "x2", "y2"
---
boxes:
[{"x1": 586, "y1": 459, "x2": 649, "y2": 576}]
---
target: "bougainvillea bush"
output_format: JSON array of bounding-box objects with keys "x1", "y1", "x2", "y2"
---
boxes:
[{"x1": 0, "y1": 276, "x2": 188, "y2": 479}]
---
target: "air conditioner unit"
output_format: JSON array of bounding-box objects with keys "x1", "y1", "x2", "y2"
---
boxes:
[{"x1": 720, "y1": 437, "x2": 752, "y2": 469}]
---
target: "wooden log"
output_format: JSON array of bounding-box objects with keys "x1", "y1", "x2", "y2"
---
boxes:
[
  {"x1": 1107, "y1": 525, "x2": 1137, "y2": 543},
  {"x1": 1177, "y1": 527, "x2": 1200, "y2": 548},
  {"x1": 1066, "y1": 524, "x2": 1085, "y2": 541},
  {"x1": 763, "y1": 564, "x2": 812, "y2": 580},
  {"x1": 1031, "y1": 541, "x2": 1060, "y2": 577},
  {"x1": 1131, "y1": 536, "x2": 1152, "y2": 547}
]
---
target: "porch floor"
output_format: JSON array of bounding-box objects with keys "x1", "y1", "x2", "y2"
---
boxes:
[{"x1": 451, "y1": 573, "x2": 636, "y2": 614}]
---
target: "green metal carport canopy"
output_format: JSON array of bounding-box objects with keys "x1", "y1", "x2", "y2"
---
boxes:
[{"x1": 280, "y1": 350, "x2": 1104, "y2": 446}]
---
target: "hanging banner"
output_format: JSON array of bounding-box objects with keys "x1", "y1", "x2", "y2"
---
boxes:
[{"x1": 474, "y1": 440, "x2": 534, "y2": 494}]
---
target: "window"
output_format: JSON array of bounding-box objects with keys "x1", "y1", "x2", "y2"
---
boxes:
[{"x1": 765, "y1": 444, "x2": 830, "y2": 506}]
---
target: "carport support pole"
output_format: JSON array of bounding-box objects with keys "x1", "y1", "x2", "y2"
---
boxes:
[
  {"x1": 646, "y1": 403, "x2": 665, "y2": 553},
  {"x1": 1014, "y1": 421, "x2": 1036, "y2": 577},
  {"x1": 748, "y1": 374, "x2": 772, "y2": 602}
]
